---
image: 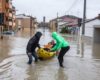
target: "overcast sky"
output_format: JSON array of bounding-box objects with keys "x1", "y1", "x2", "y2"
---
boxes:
[{"x1": 13, "y1": 0, "x2": 100, "y2": 22}]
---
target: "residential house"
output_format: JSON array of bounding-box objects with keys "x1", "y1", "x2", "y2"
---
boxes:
[
  {"x1": 16, "y1": 15, "x2": 37, "y2": 35},
  {"x1": 80, "y1": 14, "x2": 100, "y2": 43},
  {"x1": 38, "y1": 22, "x2": 49, "y2": 28},
  {"x1": 49, "y1": 19, "x2": 57, "y2": 32},
  {"x1": 0, "y1": 0, "x2": 16, "y2": 31},
  {"x1": 49, "y1": 15, "x2": 80, "y2": 34}
]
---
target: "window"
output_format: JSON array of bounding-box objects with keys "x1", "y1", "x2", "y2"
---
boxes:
[{"x1": 6, "y1": 0, "x2": 9, "y2": 3}]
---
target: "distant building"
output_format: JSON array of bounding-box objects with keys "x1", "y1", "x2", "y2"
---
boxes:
[
  {"x1": 38, "y1": 22, "x2": 49, "y2": 28},
  {"x1": 16, "y1": 15, "x2": 37, "y2": 34},
  {"x1": 49, "y1": 19, "x2": 57, "y2": 32},
  {"x1": 0, "y1": 0, "x2": 16, "y2": 31},
  {"x1": 49, "y1": 15, "x2": 80, "y2": 34}
]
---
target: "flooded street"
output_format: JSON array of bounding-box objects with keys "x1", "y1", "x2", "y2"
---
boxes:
[{"x1": 0, "y1": 29, "x2": 100, "y2": 80}]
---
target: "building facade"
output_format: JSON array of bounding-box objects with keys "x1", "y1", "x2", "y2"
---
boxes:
[
  {"x1": 49, "y1": 15, "x2": 80, "y2": 33},
  {"x1": 0, "y1": 0, "x2": 16, "y2": 32},
  {"x1": 80, "y1": 14, "x2": 100, "y2": 43},
  {"x1": 16, "y1": 15, "x2": 37, "y2": 35},
  {"x1": 49, "y1": 19, "x2": 57, "y2": 32}
]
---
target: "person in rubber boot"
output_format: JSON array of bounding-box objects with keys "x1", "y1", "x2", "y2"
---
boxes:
[
  {"x1": 50, "y1": 32, "x2": 70, "y2": 68},
  {"x1": 26, "y1": 31, "x2": 42, "y2": 64}
]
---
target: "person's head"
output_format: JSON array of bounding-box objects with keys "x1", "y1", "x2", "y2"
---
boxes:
[
  {"x1": 48, "y1": 42, "x2": 51, "y2": 45},
  {"x1": 51, "y1": 32, "x2": 58, "y2": 39},
  {"x1": 35, "y1": 31, "x2": 42, "y2": 40},
  {"x1": 50, "y1": 40, "x2": 55, "y2": 45}
]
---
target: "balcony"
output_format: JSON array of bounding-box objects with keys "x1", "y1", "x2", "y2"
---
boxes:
[
  {"x1": 6, "y1": 0, "x2": 9, "y2": 3},
  {"x1": 6, "y1": 3, "x2": 9, "y2": 9},
  {"x1": 5, "y1": 13, "x2": 9, "y2": 17},
  {"x1": 13, "y1": 15, "x2": 16, "y2": 19},
  {"x1": 13, "y1": 23, "x2": 16, "y2": 27},
  {"x1": 6, "y1": 4, "x2": 13, "y2": 12},
  {"x1": 9, "y1": 4, "x2": 12, "y2": 9},
  {"x1": 9, "y1": 13, "x2": 13, "y2": 17},
  {"x1": 8, "y1": 18, "x2": 12, "y2": 22},
  {"x1": 9, "y1": 21, "x2": 12, "y2": 26}
]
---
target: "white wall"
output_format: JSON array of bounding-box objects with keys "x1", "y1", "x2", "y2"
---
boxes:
[
  {"x1": 58, "y1": 21, "x2": 67, "y2": 32},
  {"x1": 80, "y1": 19, "x2": 100, "y2": 37},
  {"x1": 94, "y1": 28, "x2": 100, "y2": 43}
]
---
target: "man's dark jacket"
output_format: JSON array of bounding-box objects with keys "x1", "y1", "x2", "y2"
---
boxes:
[{"x1": 26, "y1": 32, "x2": 42, "y2": 53}]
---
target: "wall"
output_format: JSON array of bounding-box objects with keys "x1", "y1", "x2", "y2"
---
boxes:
[
  {"x1": 49, "y1": 20, "x2": 57, "y2": 32},
  {"x1": 80, "y1": 19, "x2": 100, "y2": 37},
  {"x1": 16, "y1": 17, "x2": 36, "y2": 34},
  {"x1": 93, "y1": 26, "x2": 100, "y2": 43}
]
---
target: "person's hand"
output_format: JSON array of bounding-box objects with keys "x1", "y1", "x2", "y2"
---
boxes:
[
  {"x1": 45, "y1": 49, "x2": 51, "y2": 52},
  {"x1": 39, "y1": 46, "x2": 41, "y2": 49},
  {"x1": 49, "y1": 49, "x2": 53, "y2": 52},
  {"x1": 37, "y1": 44, "x2": 42, "y2": 49}
]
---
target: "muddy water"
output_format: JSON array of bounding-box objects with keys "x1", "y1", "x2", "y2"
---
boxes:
[{"x1": 0, "y1": 29, "x2": 100, "y2": 80}]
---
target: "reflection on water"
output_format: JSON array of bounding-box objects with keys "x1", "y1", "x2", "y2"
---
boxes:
[
  {"x1": 55, "y1": 68, "x2": 68, "y2": 80},
  {"x1": 92, "y1": 43, "x2": 100, "y2": 59},
  {"x1": 0, "y1": 36, "x2": 12, "y2": 62},
  {"x1": 0, "y1": 28, "x2": 100, "y2": 80},
  {"x1": 0, "y1": 55, "x2": 28, "y2": 80},
  {"x1": 77, "y1": 41, "x2": 100, "y2": 59},
  {"x1": 26, "y1": 59, "x2": 68, "y2": 80}
]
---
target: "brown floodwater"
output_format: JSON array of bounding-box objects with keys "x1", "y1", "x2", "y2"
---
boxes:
[{"x1": 0, "y1": 29, "x2": 100, "y2": 80}]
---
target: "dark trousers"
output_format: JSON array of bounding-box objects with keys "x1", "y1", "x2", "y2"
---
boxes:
[
  {"x1": 27, "y1": 51, "x2": 38, "y2": 64},
  {"x1": 58, "y1": 46, "x2": 70, "y2": 67}
]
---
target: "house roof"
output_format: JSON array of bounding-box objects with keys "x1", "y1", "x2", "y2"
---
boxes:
[
  {"x1": 77, "y1": 14, "x2": 100, "y2": 26},
  {"x1": 85, "y1": 15, "x2": 100, "y2": 23},
  {"x1": 50, "y1": 14, "x2": 100, "y2": 27},
  {"x1": 50, "y1": 15, "x2": 81, "y2": 22},
  {"x1": 16, "y1": 15, "x2": 36, "y2": 19},
  {"x1": 59, "y1": 15, "x2": 80, "y2": 19}
]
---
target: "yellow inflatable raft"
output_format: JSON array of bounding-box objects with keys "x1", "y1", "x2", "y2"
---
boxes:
[{"x1": 37, "y1": 48, "x2": 55, "y2": 60}]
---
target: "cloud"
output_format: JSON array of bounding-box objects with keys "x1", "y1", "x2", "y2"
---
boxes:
[{"x1": 13, "y1": 0, "x2": 100, "y2": 21}]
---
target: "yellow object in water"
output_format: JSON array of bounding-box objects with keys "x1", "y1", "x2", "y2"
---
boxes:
[{"x1": 37, "y1": 48, "x2": 55, "y2": 59}]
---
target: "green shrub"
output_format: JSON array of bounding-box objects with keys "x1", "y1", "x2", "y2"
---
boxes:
[{"x1": 60, "y1": 27, "x2": 71, "y2": 33}]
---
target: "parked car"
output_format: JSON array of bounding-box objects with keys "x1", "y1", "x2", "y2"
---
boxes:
[{"x1": 3, "y1": 31, "x2": 15, "y2": 35}]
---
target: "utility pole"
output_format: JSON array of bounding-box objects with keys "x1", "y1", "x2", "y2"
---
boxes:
[
  {"x1": 80, "y1": 0, "x2": 86, "y2": 58},
  {"x1": 82, "y1": 0, "x2": 86, "y2": 35},
  {"x1": 56, "y1": 12, "x2": 58, "y2": 32},
  {"x1": 30, "y1": 16, "x2": 32, "y2": 37},
  {"x1": 43, "y1": 16, "x2": 45, "y2": 34}
]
